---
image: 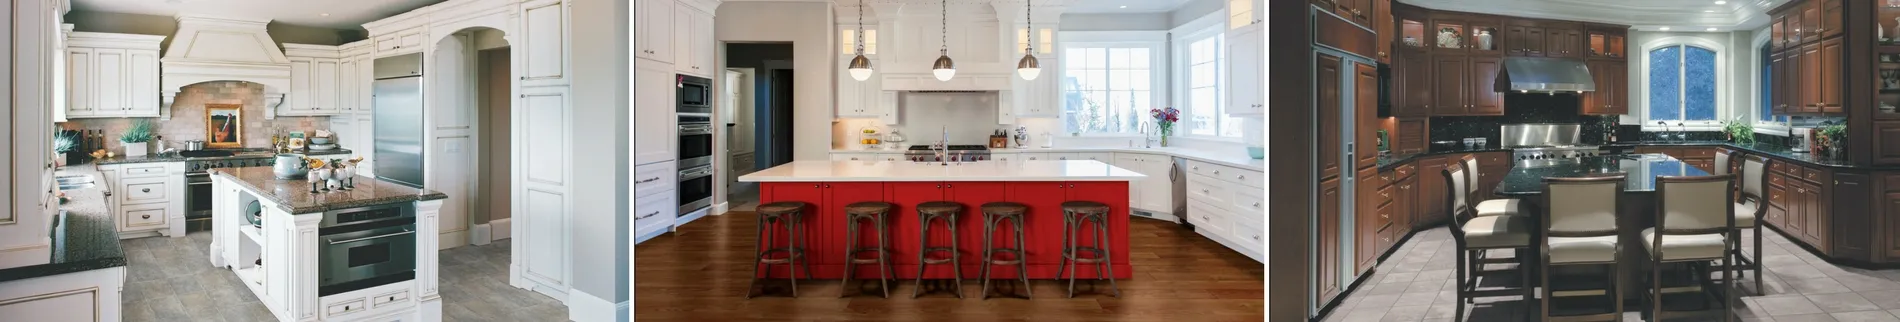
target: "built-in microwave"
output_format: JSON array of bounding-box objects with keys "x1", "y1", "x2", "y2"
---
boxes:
[{"x1": 678, "y1": 74, "x2": 712, "y2": 110}]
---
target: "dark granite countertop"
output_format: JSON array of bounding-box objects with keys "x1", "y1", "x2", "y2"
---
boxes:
[
  {"x1": 0, "y1": 167, "x2": 126, "y2": 283},
  {"x1": 1603, "y1": 141, "x2": 1886, "y2": 169},
  {"x1": 211, "y1": 166, "x2": 447, "y2": 214},
  {"x1": 1376, "y1": 148, "x2": 1513, "y2": 170},
  {"x1": 1493, "y1": 153, "x2": 1710, "y2": 197},
  {"x1": 96, "y1": 148, "x2": 354, "y2": 165}
]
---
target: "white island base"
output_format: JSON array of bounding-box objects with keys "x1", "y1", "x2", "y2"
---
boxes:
[{"x1": 204, "y1": 169, "x2": 446, "y2": 322}]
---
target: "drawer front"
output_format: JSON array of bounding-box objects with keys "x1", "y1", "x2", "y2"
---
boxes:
[
  {"x1": 1073, "y1": 153, "x2": 1113, "y2": 162},
  {"x1": 1228, "y1": 213, "x2": 1264, "y2": 253},
  {"x1": 326, "y1": 298, "x2": 367, "y2": 317},
  {"x1": 371, "y1": 290, "x2": 411, "y2": 307},
  {"x1": 400, "y1": 32, "x2": 424, "y2": 48},
  {"x1": 1769, "y1": 185, "x2": 1787, "y2": 206},
  {"x1": 1770, "y1": 174, "x2": 1787, "y2": 188},
  {"x1": 122, "y1": 177, "x2": 169, "y2": 204},
  {"x1": 1377, "y1": 224, "x2": 1401, "y2": 255},
  {"x1": 1374, "y1": 203, "x2": 1393, "y2": 229},
  {"x1": 1186, "y1": 175, "x2": 1229, "y2": 206},
  {"x1": 1232, "y1": 184, "x2": 1265, "y2": 219},
  {"x1": 376, "y1": 36, "x2": 401, "y2": 51},
  {"x1": 1395, "y1": 164, "x2": 1417, "y2": 179},
  {"x1": 1478, "y1": 152, "x2": 1509, "y2": 168},
  {"x1": 634, "y1": 192, "x2": 674, "y2": 231},
  {"x1": 830, "y1": 153, "x2": 875, "y2": 161},
  {"x1": 1802, "y1": 167, "x2": 1827, "y2": 184},
  {"x1": 1019, "y1": 153, "x2": 1051, "y2": 161},
  {"x1": 633, "y1": 162, "x2": 674, "y2": 198},
  {"x1": 1377, "y1": 184, "x2": 1395, "y2": 207},
  {"x1": 1186, "y1": 200, "x2": 1228, "y2": 238},
  {"x1": 1682, "y1": 148, "x2": 1716, "y2": 159},
  {"x1": 1784, "y1": 163, "x2": 1802, "y2": 177},
  {"x1": 122, "y1": 203, "x2": 167, "y2": 230},
  {"x1": 122, "y1": 165, "x2": 169, "y2": 178}
]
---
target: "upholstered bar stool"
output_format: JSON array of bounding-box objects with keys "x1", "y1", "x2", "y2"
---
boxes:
[
  {"x1": 1462, "y1": 155, "x2": 1527, "y2": 217},
  {"x1": 1729, "y1": 156, "x2": 1768, "y2": 294},
  {"x1": 1058, "y1": 200, "x2": 1121, "y2": 298},
  {"x1": 1441, "y1": 164, "x2": 1534, "y2": 322},
  {"x1": 913, "y1": 201, "x2": 965, "y2": 298},
  {"x1": 840, "y1": 201, "x2": 896, "y2": 298},
  {"x1": 747, "y1": 201, "x2": 813, "y2": 299},
  {"x1": 1644, "y1": 174, "x2": 1738, "y2": 321},
  {"x1": 1540, "y1": 176, "x2": 1626, "y2": 322},
  {"x1": 1715, "y1": 151, "x2": 1731, "y2": 175},
  {"x1": 979, "y1": 202, "x2": 1032, "y2": 299}
]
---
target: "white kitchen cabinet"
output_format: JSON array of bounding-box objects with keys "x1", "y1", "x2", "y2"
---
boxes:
[
  {"x1": 990, "y1": 152, "x2": 1018, "y2": 162},
  {"x1": 316, "y1": 59, "x2": 339, "y2": 112},
  {"x1": 1007, "y1": 25, "x2": 1059, "y2": 119},
  {"x1": 1114, "y1": 153, "x2": 1177, "y2": 215},
  {"x1": 98, "y1": 162, "x2": 186, "y2": 237},
  {"x1": 635, "y1": 63, "x2": 676, "y2": 165},
  {"x1": 835, "y1": 56, "x2": 890, "y2": 120},
  {"x1": 64, "y1": 32, "x2": 164, "y2": 118},
  {"x1": 1183, "y1": 159, "x2": 1264, "y2": 262},
  {"x1": 1047, "y1": 152, "x2": 1110, "y2": 162},
  {"x1": 283, "y1": 43, "x2": 349, "y2": 116},
  {"x1": 673, "y1": 5, "x2": 715, "y2": 77},
  {"x1": 634, "y1": 161, "x2": 677, "y2": 198},
  {"x1": 288, "y1": 57, "x2": 313, "y2": 114},
  {"x1": 1227, "y1": 0, "x2": 1263, "y2": 30},
  {"x1": 374, "y1": 27, "x2": 425, "y2": 57},
  {"x1": 1224, "y1": 25, "x2": 1264, "y2": 116},
  {"x1": 1018, "y1": 152, "x2": 1051, "y2": 161},
  {"x1": 634, "y1": 0, "x2": 675, "y2": 64},
  {"x1": 521, "y1": 1, "x2": 568, "y2": 86},
  {"x1": 634, "y1": 189, "x2": 676, "y2": 244}
]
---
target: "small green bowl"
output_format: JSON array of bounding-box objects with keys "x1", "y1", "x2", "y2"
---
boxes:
[{"x1": 1246, "y1": 146, "x2": 1264, "y2": 159}]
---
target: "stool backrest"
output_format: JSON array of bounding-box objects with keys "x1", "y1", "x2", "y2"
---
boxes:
[
  {"x1": 1741, "y1": 156, "x2": 1768, "y2": 207},
  {"x1": 1715, "y1": 151, "x2": 1730, "y2": 175},
  {"x1": 1542, "y1": 175, "x2": 1624, "y2": 238},
  {"x1": 1443, "y1": 164, "x2": 1471, "y2": 230},
  {"x1": 1655, "y1": 174, "x2": 1737, "y2": 235},
  {"x1": 1461, "y1": 155, "x2": 1481, "y2": 201}
]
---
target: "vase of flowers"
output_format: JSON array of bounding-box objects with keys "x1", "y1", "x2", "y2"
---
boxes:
[{"x1": 1150, "y1": 107, "x2": 1180, "y2": 147}]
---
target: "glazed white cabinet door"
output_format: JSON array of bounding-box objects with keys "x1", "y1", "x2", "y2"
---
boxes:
[
  {"x1": 126, "y1": 50, "x2": 160, "y2": 116},
  {"x1": 65, "y1": 48, "x2": 95, "y2": 117},
  {"x1": 94, "y1": 49, "x2": 125, "y2": 114},
  {"x1": 634, "y1": 63, "x2": 676, "y2": 165},
  {"x1": 289, "y1": 57, "x2": 313, "y2": 113},
  {"x1": 315, "y1": 59, "x2": 339, "y2": 113},
  {"x1": 1225, "y1": 25, "x2": 1263, "y2": 116},
  {"x1": 522, "y1": 1, "x2": 567, "y2": 86},
  {"x1": 338, "y1": 59, "x2": 356, "y2": 112}
]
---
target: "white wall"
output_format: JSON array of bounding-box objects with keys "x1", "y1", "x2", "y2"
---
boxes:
[
  {"x1": 570, "y1": 0, "x2": 629, "y2": 315},
  {"x1": 1060, "y1": 13, "x2": 1171, "y2": 31},
  {"x1": 716, "y1": 2, "x2": 834, "y2": 162}
]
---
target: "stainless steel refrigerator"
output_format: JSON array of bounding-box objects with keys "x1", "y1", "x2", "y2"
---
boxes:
[{"x1": 373, "y1": 54, "x2": 425, "y2": 188}]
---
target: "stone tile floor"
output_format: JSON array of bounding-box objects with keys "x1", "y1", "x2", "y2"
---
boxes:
[
  {"x1": 120, "y1": 231, "x2": 568, "y2": 321},
  {"x1": 1322, "y1": 226, "x2": 1900, "y2": 322}
]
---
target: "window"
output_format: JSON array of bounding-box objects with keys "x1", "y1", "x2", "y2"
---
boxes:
[
  {"x1": 1757, "y1": 43, "x2": 1788, "y2": 127},
  {"x1": 1063, "y1": 46, "x2": 1156, "y2": 134},
  {"x1": 1185, "y1": 36, "x2": 1236, "y2": 137},
  {"x1": 1645, "y1": 44, "x2": 1720, "y2": 126}
]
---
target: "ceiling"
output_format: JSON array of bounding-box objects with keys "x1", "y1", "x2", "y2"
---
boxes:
[
  {"x1": 1399, "y1": 0, "x2": 1788, "y2": 31},
  {"x1": 72, "y1": 0, "x2": 445, "y2": 29},
  {"x1": 1066, "y1": 0, "x2": 1193, "y2": 13}
]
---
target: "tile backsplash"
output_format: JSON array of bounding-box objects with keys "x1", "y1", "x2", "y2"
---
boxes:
[
  {"x1": 59, "y1": 81, "x2": 328, "y2": 151},
  {"x1": 1427, "y1": 93, "x2": 1614, "y2": 147}
]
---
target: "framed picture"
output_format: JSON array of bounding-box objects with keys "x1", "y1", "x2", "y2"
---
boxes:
[{"x1": 206, "y1": 104, "x2": 243, "y2": 148}]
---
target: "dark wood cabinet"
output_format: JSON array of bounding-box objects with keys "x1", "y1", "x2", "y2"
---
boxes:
[
  {"x1": 1395, "y1": 119, "x2": 1426, "y2": 154},
  {"x1": 1356, "y1": 167, "x2": 1382, "y2": 275},
  {"x1": 1818, "y1": 37, "x2": 1841, "y2": 113},
  {"x1": 1772, "y1": 18, "x2": 1787, "y2": 51},
  {"x1": 1469, "y1": 56, "x2": 1504, "y2": 115},
  {"x1": 1318, "y1": 54, "x2": 1342, "y2": 180},
  {"x1": 1432, "y1": 55, "x2": 1468, "y2": 115},
  {"x1": 1582, "y1": 60, "x2": 1628, "y2": 115},
  {"x1": 1801, "y1": 2, "x2": 1820, "y2": 40},
  {"x1": 1375, "y1": 0, "x2": 1393, "y2": 62},
  {"x1": 1506, "y1": 25, "x2": 1546, "y2": 57},
  {"x1": 1544, "y1": 24, "x2": 1582, "y2": 58},
  {"x1": 1391, "y1": 6, "x2": 1626, "y2": 117},
  {"x1": 1772, "y1": 52, "x2": 1789, "y2": 115},
  {"x1": 1586, "y1": 27, "x2": 1626, "y2": 60},
  {"x1": 1356, "y1": 62, "x2": 1380, "y2": 169},
  {"x1": 1800, "y1": 43, "x2": 1823, "y2": 114},
  {"x1": 1877, "y1": 122, "x2": 1900, "y2": 164},
  {"x1": 1397, "y1": 170, "x2": 1418, "y2": 231},
  {"x1": 1397, "y1": 52, "x2": 1433, "y2": 117},
  {"x1": 1416, "y1": 157, "x2": 1450, "y2": 228},
  {"x1": 1787, "y1": 11, "x2": 1804, "y2": 46},
  {"x1": 1318, "y1": 177, "x2": 1342, "y2": 303},
  {"x1": 1820, "y1": 0, "x2": 1841, "y2": 38}
]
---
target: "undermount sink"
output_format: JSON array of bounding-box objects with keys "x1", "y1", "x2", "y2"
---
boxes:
[{"x1": 55, "y1": 174, "x2": 94, "y2": 191}]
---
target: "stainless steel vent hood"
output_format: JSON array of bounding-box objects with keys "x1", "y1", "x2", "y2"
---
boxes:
[{"x1": 1495, "y1": 57, "x2": 1595, "y2": 93}]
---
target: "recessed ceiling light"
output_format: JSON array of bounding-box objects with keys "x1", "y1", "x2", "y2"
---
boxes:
[
  {"x1": 1704, "y1": 10, "x2": 1715, "y2": 12},
  {"x1": 319, "y1": 13, "x2": 329, "y2": 17},
  {"x1": 1119, "y1": 5, "x2": 1127, "y2": 8},
  {"x1": 1660, "y1": 26, "x2": 1672, "y2": 31},
  {"x1": 1714, "y1": 0, "x2": 1727, "y2": 4},
  {"x1": 1706, "y1": 27, "x2": 1719, "y2": 31}
]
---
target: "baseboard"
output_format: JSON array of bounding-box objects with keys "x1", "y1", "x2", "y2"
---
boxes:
[
  {"x1": 674, "y1": 207, "x2": 710, "y2": 230},
  {"x1": 618, "y1": 301, "x2": 631, "y2": 322},
  {"x1": 492, "y1": 218, "x2": 513, "y2": 241},
  {"x1": 439, "y1": 230, "x2": 470, "y2": 250},
  {"x1": 712, "y1": 202, "x2": 729, "y2": 216},
  {"x1": 0, "y1": 239, "x2": 52, "y2": 270},
  {"x1": 470, "y1": 224, "x2": 492, "y2": 246},
  {"x1": 567, "y1": 290, "x2": 619, "y2": 322}
]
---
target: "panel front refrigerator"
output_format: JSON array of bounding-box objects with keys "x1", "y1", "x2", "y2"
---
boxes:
[{"x1": 373, "y1": 54, "x2": 425, "y2": 188}]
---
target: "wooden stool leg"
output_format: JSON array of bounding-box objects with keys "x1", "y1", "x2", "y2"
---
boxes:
[
  {"x1": 913, "y1": 214, "x2": 932, "y2": 299},
  {"x1": 787, "y1": 216, "x2": 799, "y2": 298},
  {"x1": 1455, "y1": 243, "x2": 1466, "y2": 322},
  {"x1": 1754, "y1": 225, "x2": 1764, "y2": 294},
  {"x1": 951, "y1": 213, "x2": 963, "y2": 299},
  {"x1": 1066, "y1": 214, "x2": 1080, "y2": 298},
  {"x1": 840, "y1": 215, "x2": 859, "y2": 298},
  {"x1": 1097, "y1": 215, "x2": 1119, "y2": 297},
  {"x1": 746, "y1": 215, "x2": 767, "y2": 299},
  {"x1": 1015, "y1": 216, "x2": 1031, "y2": 298},
  {"x1": 981, "y1": 214, "x2": 995, "y2": 300},
  {"x1": 878, "y1": 213, "x2": 891, "y2": 299}
]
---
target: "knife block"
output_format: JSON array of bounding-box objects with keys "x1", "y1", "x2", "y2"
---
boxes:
[{"x1": 988, "y1": 136, "x2": 1009, "y2": 149}]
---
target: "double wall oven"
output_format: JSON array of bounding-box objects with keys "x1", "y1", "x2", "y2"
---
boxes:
[{"x1": 677, "y1": 74, "x2": 714, "y2": 215}]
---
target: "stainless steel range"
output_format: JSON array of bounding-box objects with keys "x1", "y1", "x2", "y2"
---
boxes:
[
  {"x1": 184, "y1": 151, "x2": 277, "y2": 220},
  {"x1": 904, "y1": 145, "x2": 991, "y2": 162},
  {"x1": 1501, "y1": 124, "x2": 1600, "y2": 161}
]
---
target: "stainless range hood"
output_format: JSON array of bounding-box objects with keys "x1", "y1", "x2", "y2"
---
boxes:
[{"x1": 1495, "y1": 57, "x2": 1595, "y2": 93}]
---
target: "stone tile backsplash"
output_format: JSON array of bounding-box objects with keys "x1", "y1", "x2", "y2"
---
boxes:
[{"x1": 60, "y1": 81, "x2": 328, "y2": 151}]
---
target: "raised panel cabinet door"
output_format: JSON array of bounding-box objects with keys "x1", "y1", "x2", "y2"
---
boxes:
[
  {"x1": 1317, "y1": 177, "x2": 1342, "y2": 302},
  {"x1": 1803, "y1": 181, "x2": 1826, "y2": 247},
  {"x1": 673, "y1": 5, "x2": 697, "y2": 75},
  {"x1": 1820, "y1": 37, "x2": 1842, "y2": 114},
  {"x1": 696, "y1": 10, "x2": 717, "y2": 74},
  {"x1": 1398, "y1": 173, "x2": 1417, "y2": 230},
  {"x1": 633, "y1": 64, "x2": 674, "y2": 165},
  {"x1": 1886, "y1": 191, "x2": 1900, "y2": 258},
  {"x1": 1417, "y1": 158, "x2": 1449, "y2": 228},
  {"x1": 127, "y1": 50, "x2": 160, "y2": 116},
  {"x1": 338, "y1": 60, "x2": 356, "y2": 111},
  {"x1": 1432, "y1": 56, "x2": 1467, "y2": 115},
  {"x1": 1879, "y1": 122, "x2": 1900, "y2": 164},
  {"x1": 1356, "y1": 167, "x2": 1382, "y2": 275},
  {"x1": 289, "y1": 58, "x2": 312, "y2": 112},
  {"x1": 95, "y1": 49, "x2": 125, "y2": 113},
  {"x1": 1607, "y1": 61, "x2": 1628, "y2": 114},
  {"x1": 1800, "y1": 43, "x2": 1822, "y2": 114},
  {"x1": 1523, "y1": 26, "x2": 1548, "y2": 56},
  {"x1": 524, "y1": 2, "x2": 567, "y2": 81},
  {"x1": 1468, "y1": 56, "x2": 1503, "y2": 115},
  {"x1": 66, "y1": 48, "x2": 94, "y2": 116},
  {"x1": 1375, "y1": 0, "x2": 1391, "y2": 62},
  {"x1": 1356, "y1": 61, "x2": 1380, "y2": 168},
  {"x1": 1772, "y1": 53, "x2": 1789, "y2": 115},
  {"x1": 1581, "y1": 60, "x2": 1605, "y2": 114},
  {"x1": 1225, "y1": 29, "x2": 1264, "y2": 116},
  {"x1": 1398, "y1": 52, "x2": 1433, "y2": 116},
  {"x1": 1318, "y1": 54, "x2": 1343, "y2": 179},
  {"x1": 315, "y1": 60, "x2": 339, "y2": 111},
  {"x1": 1005, "y1": 182, "x2": 1068, "y2": 271}
]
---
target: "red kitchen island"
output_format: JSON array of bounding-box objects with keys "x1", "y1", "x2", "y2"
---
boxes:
[{"x1": 737, "y1": 160, "x2": 1144, "y2": 280}]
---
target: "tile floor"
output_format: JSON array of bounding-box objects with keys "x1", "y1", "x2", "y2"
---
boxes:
[
  {"x1": 120, "y1": 231, "x2": 568, "y2": 322},
  {"x1": 1323, "y1": 226, "x2": 1900, "y2": 322}
]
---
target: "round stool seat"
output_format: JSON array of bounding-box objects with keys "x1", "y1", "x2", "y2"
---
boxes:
[
  {"x1": 981, "y1": 202, "x2": 1028, "y2": 216},
  {"x1": 918, "y1": 201, "x2": 963, "y2": 215},
  {"x1": 1061, "y1": 201, "x2": 1110, "y2": 213},
  {"x1": 844, "y1": 201, "x2": 894, "y2": 216},
  {"x1": 758, "y1": 201, "x2": 807, "y2": 215}
]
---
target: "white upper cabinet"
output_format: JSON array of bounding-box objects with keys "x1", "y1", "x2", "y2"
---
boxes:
[
  {"x1": 1225, "y1": 25, "x2": 1263, "y2": 116},
  {"x1": 835, "y1": 56, "x2": 889, "y2": 120},
  {"x1": 282, "y1": 44, "x2": 346, "y2": 116},
  {"x1": 672, "y1": 5, "x2": 715, "y2": 77},
  {"x1": 374, "y1": 27, "x2": 425, "y2": 56},
  {"x1": 1007, "y1": 25, "x2": 1058, "y2": 118},
  {"x1": 64, "y1": 32, "x2": 163, "y2": 118},
  {"x1": 522, "y1": 1, "x2": 568, "y2": 86},
  {"x1": 1228, "y1": 0, "x2": 1262, "y2": 30},
  {"x1": 635, "y1": 0, "x2": 675, "y2": 64}
]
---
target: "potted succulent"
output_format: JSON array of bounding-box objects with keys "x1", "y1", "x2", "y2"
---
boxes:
[
  {"x1": 53, "y1": 131, "x2": 78, "y2": 166},
  {"x1": 1722, "y1": 117, "x2": 1755, "y2": 144},
  {"x1": 120, "y1": 120, "x2": 155, "y2": 157}
]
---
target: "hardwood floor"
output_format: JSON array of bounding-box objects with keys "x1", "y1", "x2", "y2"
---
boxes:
[{"x1": 635, "y1": 211, "x2": 1266, "y2": 321}]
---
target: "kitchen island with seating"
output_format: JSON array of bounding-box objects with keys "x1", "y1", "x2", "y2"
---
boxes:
[{"x1": 736, "y1": 160, "x2": 1144, "y2": 292}]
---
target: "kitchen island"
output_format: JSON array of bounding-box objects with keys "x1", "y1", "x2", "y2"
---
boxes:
[
  {"x1": 206, "y1": 166, "x2": 447, "y2": 321},
  {"x1": 737, "y1": 160, "x2": 1143, "y2": 280}
]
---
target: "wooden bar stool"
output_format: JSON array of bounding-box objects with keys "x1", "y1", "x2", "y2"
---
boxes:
[
  {"x1": 913, "y1": 201, "x2": 965, "y2": 298},
  {"x1": 1463, "y1": 155, "x2": 1527, "y2": 217},
  {"x1": 1058, "y1": 200, "x2": 1120, "y2": 298},
  {"x1": 1644, "y1": 174, "x2": 1737, "y2": 321},
  {"x1": 747, "y1": 201, "x2": 812, "y2": 299},
  {"x1": 979, "y1": 201, "x2": 1031, "y2": 299},
  {"x1": 1539, "y1": 175, "x2": 1625, "y2": 321},
  {"x1": 840, "y1": 201, "x2": 896, "y2": 298},
  {"x1": 1441, "y1": 164, "x2": 1534, "y2": 321},
  {"x1": 1729, "y1": 156, "x2": 1768, "y2": 294}
]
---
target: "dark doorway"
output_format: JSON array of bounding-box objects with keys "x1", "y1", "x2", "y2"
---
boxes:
[
  {"x1": 724, "y1": 43, "x2": 794, "y2": 170},
  {"x1": 766, "y1": 68, "x2": 793, "y2": 167}
]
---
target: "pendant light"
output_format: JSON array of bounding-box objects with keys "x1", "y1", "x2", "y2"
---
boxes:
[
  {"x1": 931, "y1": 0, "x2": 957, "y2": 81},
  {"x1": 847, "y1": 0, "x2": 874, "y2": 81},
  {"x1": 1016, "y1": 0, "x2": 1041, "y2": 80}
]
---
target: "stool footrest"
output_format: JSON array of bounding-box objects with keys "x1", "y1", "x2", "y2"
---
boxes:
[{"x1": 1062, "y1": 247, "x2": 1108, "y2": 263}]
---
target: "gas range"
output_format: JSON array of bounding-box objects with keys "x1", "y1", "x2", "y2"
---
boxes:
[
  {"x1": 1500, "y1": 124, "x2": 1600, "y2": 161},
  {"x1": 1510, "y1": 145, "x2": 1602, "y2": 160},
  {"x1": 903, "y1": 145, "x2": 992, "y2": 162}
]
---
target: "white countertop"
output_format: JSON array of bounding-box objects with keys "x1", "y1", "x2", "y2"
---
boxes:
[
  {"x1": 830, "y1": 146, "x2": 1264, "y2": 172},
  {"x1": 737, "y1": 160, "x2": 1146, "y2": 182}
]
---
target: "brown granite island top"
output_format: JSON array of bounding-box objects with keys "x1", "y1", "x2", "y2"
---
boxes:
[{"x1": 210, "y1": 166, "x2": 448, "y2": 214}]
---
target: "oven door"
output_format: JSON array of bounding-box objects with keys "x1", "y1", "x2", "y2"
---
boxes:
[
  {"x1": 318, "y1": 222, "x2": 417, "y2": 296},
  {"x1": 186, "y1": 173, "x2": 213, "y2": 217},
  {"x1": 678, "y1": 123, "x2": 714, "y2": 168},
  {"x1": 677, "y1": 165, "x2": 714, "y2": 214}
]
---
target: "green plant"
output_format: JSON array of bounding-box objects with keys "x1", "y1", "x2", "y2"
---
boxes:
[
  {"x1": 120, "y1": 120, "x2": 154, "y2": 143},
  {"x1": 1722, "y1": 117, "x2": 1755, "y2": 144},
  {"x1": 1820, "y1": 124, "x2": 1848, "y2": 148},
  {"x1": 53, "y1": 131, "x2": 77, "y2": 153}
]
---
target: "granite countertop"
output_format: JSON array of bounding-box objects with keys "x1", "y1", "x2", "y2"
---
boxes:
[
  {"x1": 1604, "y1": 141, "x2": 1882, "y2": 169},
  {"x1": 211, "y1": 166, "x2": 447, "y2": 214},
  {"x1": 96, "y1": 148, "x2": 354, "y2": 165},
  {"x1": 1375, "y1": 147, "x2": 1514, "y2": 170},
  {"x1": 1492, "y1": 153, "x2": 1710, "y2": 197},
  {"x1": 738, "y1": 160, "x2": 1146, "y2": 182},
  {"x1": 0, "y1": 166, "x2": 126, "y2": 283}
]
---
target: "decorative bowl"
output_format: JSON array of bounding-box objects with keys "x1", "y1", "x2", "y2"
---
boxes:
[
  {"x1": 1246, "y1": 146, "x2": 1264, "y2": 159},
  {"x1": 308, "y1": 137, "x2": 334, "y2": 145},
  {"x1": 245, "y1": 200, "x2": 263, "y2": 228}
]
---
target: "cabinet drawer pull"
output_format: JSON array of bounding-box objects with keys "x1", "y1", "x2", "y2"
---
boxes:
[
  {"x1": 637, "y1": 177, "x2": 660, "y2": 183},
  {"x1": 142, "y1": 188, "x2": 150, "y2": 193},
  {"x1": 638, "y1": 211, "x2": 660, "y2": 219},
  {"x1": 141, "y1": 215, "x2": 150, "y2": 219}
]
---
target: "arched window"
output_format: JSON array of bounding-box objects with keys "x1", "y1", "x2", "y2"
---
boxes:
[{"x1": 1647, "y1": 44, "x2": 1719, "y2": 123}]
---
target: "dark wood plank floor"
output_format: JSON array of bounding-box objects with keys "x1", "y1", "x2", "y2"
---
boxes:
[{"x1": 635, "y1": 211, "x2": 1266, "y2": 321}]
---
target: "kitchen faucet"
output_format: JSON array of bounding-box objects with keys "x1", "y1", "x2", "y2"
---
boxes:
[{"x1": 931, "y1": 126, "x2": 950, "y2": 166}]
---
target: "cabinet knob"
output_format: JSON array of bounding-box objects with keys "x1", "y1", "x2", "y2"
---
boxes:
[{"x1": 141, "y1": 215, "x2": 150, "y2": 219}]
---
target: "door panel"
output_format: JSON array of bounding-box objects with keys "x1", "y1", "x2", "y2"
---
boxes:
[{"x1": 1318, "y1": 54, "x2": 1343, "y2": 179}]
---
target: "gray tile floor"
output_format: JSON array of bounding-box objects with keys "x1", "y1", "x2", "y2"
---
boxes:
[
  {"x1": 1323, "y1": 226, "x2": 1900, "y2": 322},
  {"x1": 121, "y1": 231, "x2": 568, "y2": 322}
]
